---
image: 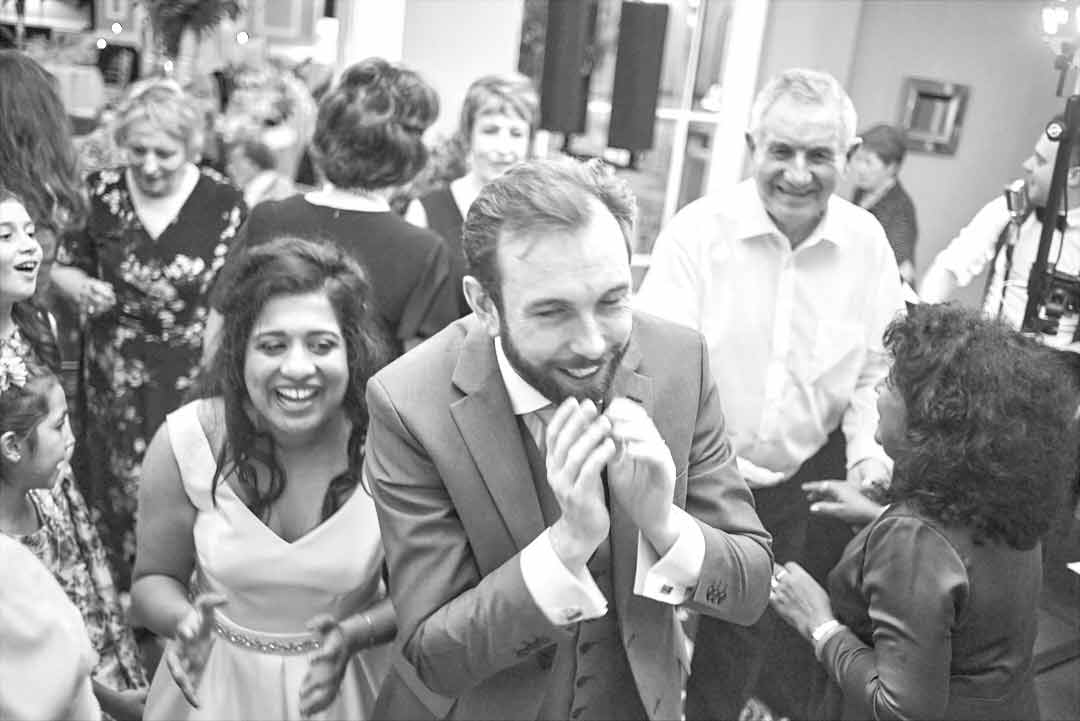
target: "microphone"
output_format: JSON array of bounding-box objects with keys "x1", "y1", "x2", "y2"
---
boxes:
[{"x1": 1003, "y1": 179, "x2": 1029, "y2": 225}]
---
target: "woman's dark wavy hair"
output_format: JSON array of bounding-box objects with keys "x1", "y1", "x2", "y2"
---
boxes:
[
  {"x1": 884, "y1": 303, "x2": 1080, "y2": 549},
  {"x1": 0, "y1": 51, "x2": 87, "y2": 234},
  {"x1": 202, "y1": 236, "x2": 388, "y2": 521},
  {"x1": 2, "y1": 189, "x2": 61, "y2": 373},
  {"x1": 310, "y1": 57, "x2": 439, "y2": 191}
]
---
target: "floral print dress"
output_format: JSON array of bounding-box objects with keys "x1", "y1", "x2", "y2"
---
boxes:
[
  {"x1": 58, "y1": 166, "x2": 245, "y2": 588},
  {"x1": 2, "y1": 328, "x2": 147, "y2": 696}
]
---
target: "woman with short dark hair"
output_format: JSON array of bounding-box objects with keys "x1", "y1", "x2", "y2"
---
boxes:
[
  {"x1": 209, "y1": 57, "x2": 454, "y2": 359},
  {"x1": 771, "y1": 303, "x2": 1079, "y2": 720},
  {"x1": 849, "y1": 123, "x2": 919, "y2": 286}
]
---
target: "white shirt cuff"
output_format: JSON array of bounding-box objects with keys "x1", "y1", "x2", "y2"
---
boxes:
[
  {"x1": 845, "y1": 442, "x2": 894, "y2": 476},
  {"x1": 633, "y1": 506, "x2": 705, "y2": 605},
  {"x1": 520, "y1": 528, "x2": 608, "y2": 626}
]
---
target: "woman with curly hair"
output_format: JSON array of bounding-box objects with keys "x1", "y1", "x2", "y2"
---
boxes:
[
  {"x1": 770, "y1": 303, "x2": 1079, "y2": 720},
  {"x1": 208, "y1": 57, "x2": 454, "y2": 359},
  {"x1": 134, "y1": 237, "x2": 393, "y2": 720}
]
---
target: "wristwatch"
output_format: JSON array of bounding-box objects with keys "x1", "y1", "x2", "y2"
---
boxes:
[
  {"x1": 810, "y1": 618, "x2": 843, "y2": 660},
  {"x1": 810, "y1": 618, "x2": 841, "y2": 642}
]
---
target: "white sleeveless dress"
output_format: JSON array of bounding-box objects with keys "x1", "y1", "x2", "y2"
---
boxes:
[{"x1": 144, "y1": 401, "x2": 390, "y2": 720}]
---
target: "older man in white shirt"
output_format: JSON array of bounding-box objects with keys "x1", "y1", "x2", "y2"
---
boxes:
[{"x1": 636, "y1": 68, "x2": 905, "y2": 721}]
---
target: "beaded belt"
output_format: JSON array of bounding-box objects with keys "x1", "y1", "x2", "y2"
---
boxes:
[{"x1": 211, "y1": 612, "x2": 322, "y2": 656}]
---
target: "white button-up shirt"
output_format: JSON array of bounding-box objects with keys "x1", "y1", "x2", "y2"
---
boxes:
[
  {"x1": 931, "y1": 196, "x2": 1080, "y2": 347},
  {"x1": 636, "y1": 179, "x2": 904, "y2": 487},
  {"x1": 494, "y1": 338, "x2": 706, "y2": 625}
]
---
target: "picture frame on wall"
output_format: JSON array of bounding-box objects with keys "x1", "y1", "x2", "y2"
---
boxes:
[{"x1": 898, "y1": 76, "x2": 970, "y2": 155}]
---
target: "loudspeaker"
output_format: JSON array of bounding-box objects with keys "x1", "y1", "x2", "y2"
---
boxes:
[
  {"x1": 608, "y1": 2, "x2": 669, "y2": 152},
  {"x1": 539, "y1": 0, "x2": 599, "y2": 136}
]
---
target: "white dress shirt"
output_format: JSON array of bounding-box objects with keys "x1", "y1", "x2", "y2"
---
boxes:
[
  {"x1": 635, "y1": 179, "x2": 904, "y2": 487},
  {"x1": 493, "y1": 338, "x2": 706, "y2": 626},
  {"x1": 931, "y1": 196, "x2": 1080, "y2": 348}
]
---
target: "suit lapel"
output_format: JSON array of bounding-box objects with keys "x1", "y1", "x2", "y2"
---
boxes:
[
  {"x1": 606, "y1": 333, "x2": 654, "y2": 618},
  {"x1": 450, "y1": 322, "x2": 546, "y2": 552}
]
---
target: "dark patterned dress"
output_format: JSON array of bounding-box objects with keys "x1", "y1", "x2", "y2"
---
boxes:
[
  {"x1": 2, "y1": 329, "x2": 147, "y2": 695},
  {"x1": 58, "y1": 167, "x2": 245, "y2": 588}
]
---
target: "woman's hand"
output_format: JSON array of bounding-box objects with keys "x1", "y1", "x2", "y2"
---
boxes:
[
  {"x1": 93, "y1": 683, "x2": 148, "y2": 721},
  {"x1": 299, "y1": 614, "x2": 351, "y2": 717},
  {"x1": 768, "y1": 562, "x2": 835, "y2": 640},
  {"x1": 81, "y1": 277, "x2": 117, "y2": 316},
  {"x1": 162, "y1": 593, "x2": 225, "y2": 708},
  {"x1": 802, "y1": 479, "x2": 884, "y2": 526}
]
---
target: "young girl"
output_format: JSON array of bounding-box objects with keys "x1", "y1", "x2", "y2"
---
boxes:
[{"x1": 0, "y1": 190, "x2": 147, "y2": 720}]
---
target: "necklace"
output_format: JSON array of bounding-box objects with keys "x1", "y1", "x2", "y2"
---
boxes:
[{"x1": 0, "y1": 328, "x2": 29, "y2": 357}]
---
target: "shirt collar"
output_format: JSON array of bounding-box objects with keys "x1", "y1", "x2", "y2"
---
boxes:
[
  {"x1": 243, "y1": 170, "x2": 277, "y2": 208},
  {"x1": 733, "y1": 179, "x2": 847, "y2": 251},
  {"x1": 305, "y1": 184, "x2": 391, "y2": 212},
  {"x1": 494, "y1": 336, "x2": 552, "y2": 416}
]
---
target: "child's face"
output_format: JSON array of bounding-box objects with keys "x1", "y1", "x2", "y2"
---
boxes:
[
  {"x1": 0, "y1": 198, "x2": 43, "y2": 307},
  {"x1": 18, "y1": 382, "x2": 74, "y2": 490}
]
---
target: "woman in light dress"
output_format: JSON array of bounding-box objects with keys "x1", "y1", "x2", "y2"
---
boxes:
[{"x1": 132, "y1": 237, "x2": 393, "y2": 720}]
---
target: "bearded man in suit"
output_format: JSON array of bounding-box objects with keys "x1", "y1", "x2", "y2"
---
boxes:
[{"x1": 365, "y1": 156, "x2": 772, "y2": 720}]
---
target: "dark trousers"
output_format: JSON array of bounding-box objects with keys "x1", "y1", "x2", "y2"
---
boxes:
[{"x1": 686, "y1": 429, "x2": 852, "y2": 721}]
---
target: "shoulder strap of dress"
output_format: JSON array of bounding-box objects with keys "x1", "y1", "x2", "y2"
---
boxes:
[{"x1": 165, "y1": 400, "x2": 220, "y2": 509}]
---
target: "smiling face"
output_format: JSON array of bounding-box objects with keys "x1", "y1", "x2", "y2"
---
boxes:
[
  {"x1": 0, "y1": 198, "x2": 43, "y2": 308},
  {"x1": 13, "y1": 380, "x2": 75, "y2": 490},
  {"x1": 243, "y1": 291, "x2": 349, "y2": 443},
  {"x1": 749, "y1": 96, "x2": 849, "y2": 243},
  {"x1": 124, "y1": 120, "x2": 191, "y2": 198},
  {"x1": 468, "y1": 111, "x2": 531, "y2": 185},
  {"x1": 1022, "y1": 133, "x2": 1059, "y2": 208},
  {"x1": 481, "y1": 201, "x2": 633, "y2": 404}
]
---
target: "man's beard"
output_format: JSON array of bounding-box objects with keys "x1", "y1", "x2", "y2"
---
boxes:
[{"x1": 499, "y1": 317, "x2": 629, "y2": 406}]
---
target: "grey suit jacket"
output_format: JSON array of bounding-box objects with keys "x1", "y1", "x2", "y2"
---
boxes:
[{"x1": 365, "y1": 312, "x2": 773, "y2": 720}]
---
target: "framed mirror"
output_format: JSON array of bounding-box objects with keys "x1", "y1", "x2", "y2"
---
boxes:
[{"x1": 898, "y1": 76, "x2": 970, "y2": 155}]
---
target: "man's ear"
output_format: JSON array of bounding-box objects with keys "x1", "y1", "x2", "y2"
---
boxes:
[
  {"x1": 0, "y1": 431, "x2": 22, "y2": 464},
  {"x1": 463, "y1": 276, "x2": 501, "y2": 338},
  {"x1": 846, "y1": 137, "x2": 863, "y2": 163}
]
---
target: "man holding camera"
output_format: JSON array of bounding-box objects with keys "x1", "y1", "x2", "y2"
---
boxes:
[{"x1": 921, "y1": 113, "x2": 1080, "y2": 347}]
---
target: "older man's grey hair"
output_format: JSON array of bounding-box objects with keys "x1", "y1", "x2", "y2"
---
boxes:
[{"x1": 748, "y1": 68, "x2": 858, "y2": 145}]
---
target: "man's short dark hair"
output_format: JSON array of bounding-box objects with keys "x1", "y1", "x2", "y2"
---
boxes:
[{"x1": 462, "y1": 157, "x2": 637, "y2": 308}]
